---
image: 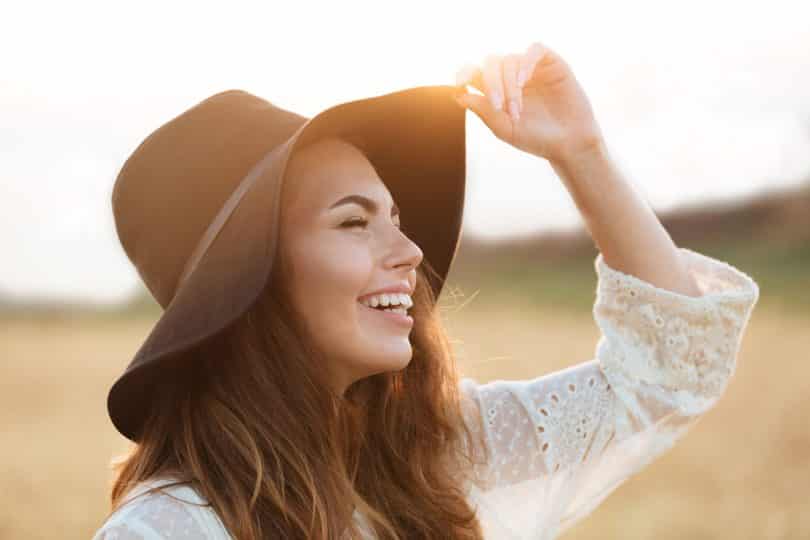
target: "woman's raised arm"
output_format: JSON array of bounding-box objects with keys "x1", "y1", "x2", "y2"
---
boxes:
[{"x1": 457, "y1": 247, "x2": 758, "y2": 539}]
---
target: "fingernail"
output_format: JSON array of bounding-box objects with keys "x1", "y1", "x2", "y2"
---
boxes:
[
  {"x1": 491, "y1": 92, "x2": 502, "y2": 110},
  {"x1": 509, "y1": 99, "x2": 520, "y2": 121},
  {"x1": 517, "y1": 69, "x2": 525, "y2": 86}
]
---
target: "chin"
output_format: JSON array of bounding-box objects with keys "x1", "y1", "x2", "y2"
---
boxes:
[
  {"x1": 388, "y1": 352, "x2": 413, "y2": 372},
  {"x1": 361, "y1": 349, "x2": 413, "y2": 377}
]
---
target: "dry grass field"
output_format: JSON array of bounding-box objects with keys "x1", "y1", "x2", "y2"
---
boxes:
[{"x1": 1, "y1": 294, "x2": 807, "y2": 539}]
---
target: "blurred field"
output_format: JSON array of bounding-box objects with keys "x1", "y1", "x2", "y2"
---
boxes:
[{"x1": 1, "y1": 287, "x2": 807, "y2": 539}]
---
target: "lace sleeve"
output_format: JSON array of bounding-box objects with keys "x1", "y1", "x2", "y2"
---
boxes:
[{"x1": 459, "y1": 248, "x2": 759, "y2": 540}]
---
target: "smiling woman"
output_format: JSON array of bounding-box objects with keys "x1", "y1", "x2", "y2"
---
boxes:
[
  {"x1": 92, "y1": 84, "x2": 489, "y2": 539},
  {"x1": 94, "y1": 70, "x2": 759, "y2": 539}
]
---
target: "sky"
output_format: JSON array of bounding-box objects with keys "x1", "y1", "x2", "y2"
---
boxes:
[{"x1": 2, "y1": 0, "x2": 809, "y2": 305}]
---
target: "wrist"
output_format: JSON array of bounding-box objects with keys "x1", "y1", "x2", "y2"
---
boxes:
[
  {"x1": 548, "y1": 134, "x2": 620, "y2": 224},
  {"x1": 550, "y1": 132, "x2": 608, "y2": 170},
  {"x1": 549, "y1": 134, "x2": 610, "y2": 182}
]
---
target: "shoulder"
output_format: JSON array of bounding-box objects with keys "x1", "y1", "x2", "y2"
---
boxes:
[{"x1": 92, "y1": 477, "x2": 231, "y2": 540}]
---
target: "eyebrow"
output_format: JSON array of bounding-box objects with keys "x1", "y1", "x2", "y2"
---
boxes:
[{"x1": 328, "y1": 194, "x2": 400, "y2": 217}]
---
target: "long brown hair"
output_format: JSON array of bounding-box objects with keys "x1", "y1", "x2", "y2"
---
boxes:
[{"x1": 105, "y1": 228, "x2": 488, "y2": 538}]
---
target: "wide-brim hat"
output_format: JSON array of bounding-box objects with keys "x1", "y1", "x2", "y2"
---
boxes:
[{"x1": 108, "y1": 85, "x2": 467, "y2": 442}]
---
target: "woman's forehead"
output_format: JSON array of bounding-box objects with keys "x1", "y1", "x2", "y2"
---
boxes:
[{"x1": 284, "y1": 138, "x2": 392, "y2": 211}]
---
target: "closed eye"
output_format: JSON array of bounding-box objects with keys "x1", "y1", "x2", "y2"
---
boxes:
[
  {"x1": 341, "y1": 217, "x2": 401, "y2": 229},
  {"x1": 341, "y1": 217, "x2": 368, "y2": 229}
]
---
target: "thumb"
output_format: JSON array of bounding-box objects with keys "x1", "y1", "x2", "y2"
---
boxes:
[{"x1": 454, "y1": 92, "x2": 508, "y2": 136}]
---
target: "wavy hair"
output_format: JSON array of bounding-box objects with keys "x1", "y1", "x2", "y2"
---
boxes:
[{"x1": 105, "y1": 138, "x2": 487, "y2": 539}]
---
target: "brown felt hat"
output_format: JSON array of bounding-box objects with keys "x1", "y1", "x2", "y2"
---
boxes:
[{"x1": 108, "y1": 86, "x2": 467, "y2": 442}]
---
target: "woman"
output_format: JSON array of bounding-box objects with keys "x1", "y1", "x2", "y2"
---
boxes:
[{"x1": 93, "y1": 41, "x2": 759, "y2": 539}]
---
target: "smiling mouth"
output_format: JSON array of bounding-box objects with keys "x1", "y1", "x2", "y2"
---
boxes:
[{"x1": 357, "y1": 301, "x2": 413, "y2": 326}]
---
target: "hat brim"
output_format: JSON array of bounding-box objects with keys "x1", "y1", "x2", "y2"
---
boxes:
[{"x1": 107, "y1": 85, "x2": 467, "y2": 442}]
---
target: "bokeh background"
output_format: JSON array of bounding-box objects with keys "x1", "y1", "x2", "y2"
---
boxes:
[{"x1": 2, "y1": 0, "x2": 809, "y2": 538}]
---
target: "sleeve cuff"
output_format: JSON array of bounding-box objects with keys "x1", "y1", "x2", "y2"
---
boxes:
[{"x1": 593, "y1": 247, "x2": 760, "y2": 416}]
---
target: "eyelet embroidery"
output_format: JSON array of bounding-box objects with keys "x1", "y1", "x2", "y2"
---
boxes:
[{"x1": 456, "y1": 247, "x2": 758, "y2": 501}]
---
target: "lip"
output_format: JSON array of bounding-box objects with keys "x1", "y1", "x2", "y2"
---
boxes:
[{"x1": 358, "y1": 301, "x2": 414, "y2": 328}]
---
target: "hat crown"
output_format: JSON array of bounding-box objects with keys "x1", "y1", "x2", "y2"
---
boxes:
[{"x1": 111, "y1": 90, "x2": 308, "y2": 308}]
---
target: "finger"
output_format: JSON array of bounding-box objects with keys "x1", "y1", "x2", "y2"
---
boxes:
[
  {"x1": 455, "y1": 64, "x2": 485, "y2": 94},
  {"x1": 502, "y1": 54, "x2": 521, "y2": 121},
  {"x1": 482, "y1": 54, "x2": 505, "y2": 112},
  {"x1": 517, "y1": 52, "x2": 529, "y2": 87},
  {"x1": 454, "y1": 92, "x2": 511, "y2": 137},
  {"x1": 519, "y1": 41, "x2": 558, "y2": 86}
]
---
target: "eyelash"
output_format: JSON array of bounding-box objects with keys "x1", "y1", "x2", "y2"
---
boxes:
[
  {"x1": 341, "y1": 217, "x2": 400, "y2": 229},
  {"x1": 342, "y1": 217, "x2": 369, "y2": 229}
]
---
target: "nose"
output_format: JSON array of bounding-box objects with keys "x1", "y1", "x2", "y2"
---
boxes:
[{"x1": 385, "y1": 227, "x2": 423, "y2": 273}]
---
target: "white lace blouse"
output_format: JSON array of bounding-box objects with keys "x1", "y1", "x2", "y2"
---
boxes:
[{"x1": 92, "y1": 247, "x2": 760, "y2": 540}]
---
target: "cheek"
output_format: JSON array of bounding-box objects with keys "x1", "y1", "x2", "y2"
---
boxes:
[{"x1": 288, "y1": 236, "x2": 373, "y2": 330}]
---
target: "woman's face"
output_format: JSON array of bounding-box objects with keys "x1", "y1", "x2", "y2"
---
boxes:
[{"x1": 278, "y1": 138, "x2": 423, "y2": 395}]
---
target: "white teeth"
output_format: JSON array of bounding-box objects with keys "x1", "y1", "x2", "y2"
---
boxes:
[{"x1": 360, "y1": 292, "x2": 413, "y2": 310}]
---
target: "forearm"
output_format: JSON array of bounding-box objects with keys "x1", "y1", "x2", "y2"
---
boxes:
[{"x1": 549, "y1": 140, "x2": 703, "y2": 297}]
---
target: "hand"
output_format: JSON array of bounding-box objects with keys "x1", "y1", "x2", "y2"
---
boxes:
[{"x1": 454, "y1": 41, "x2": 605, "y2": 164}]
